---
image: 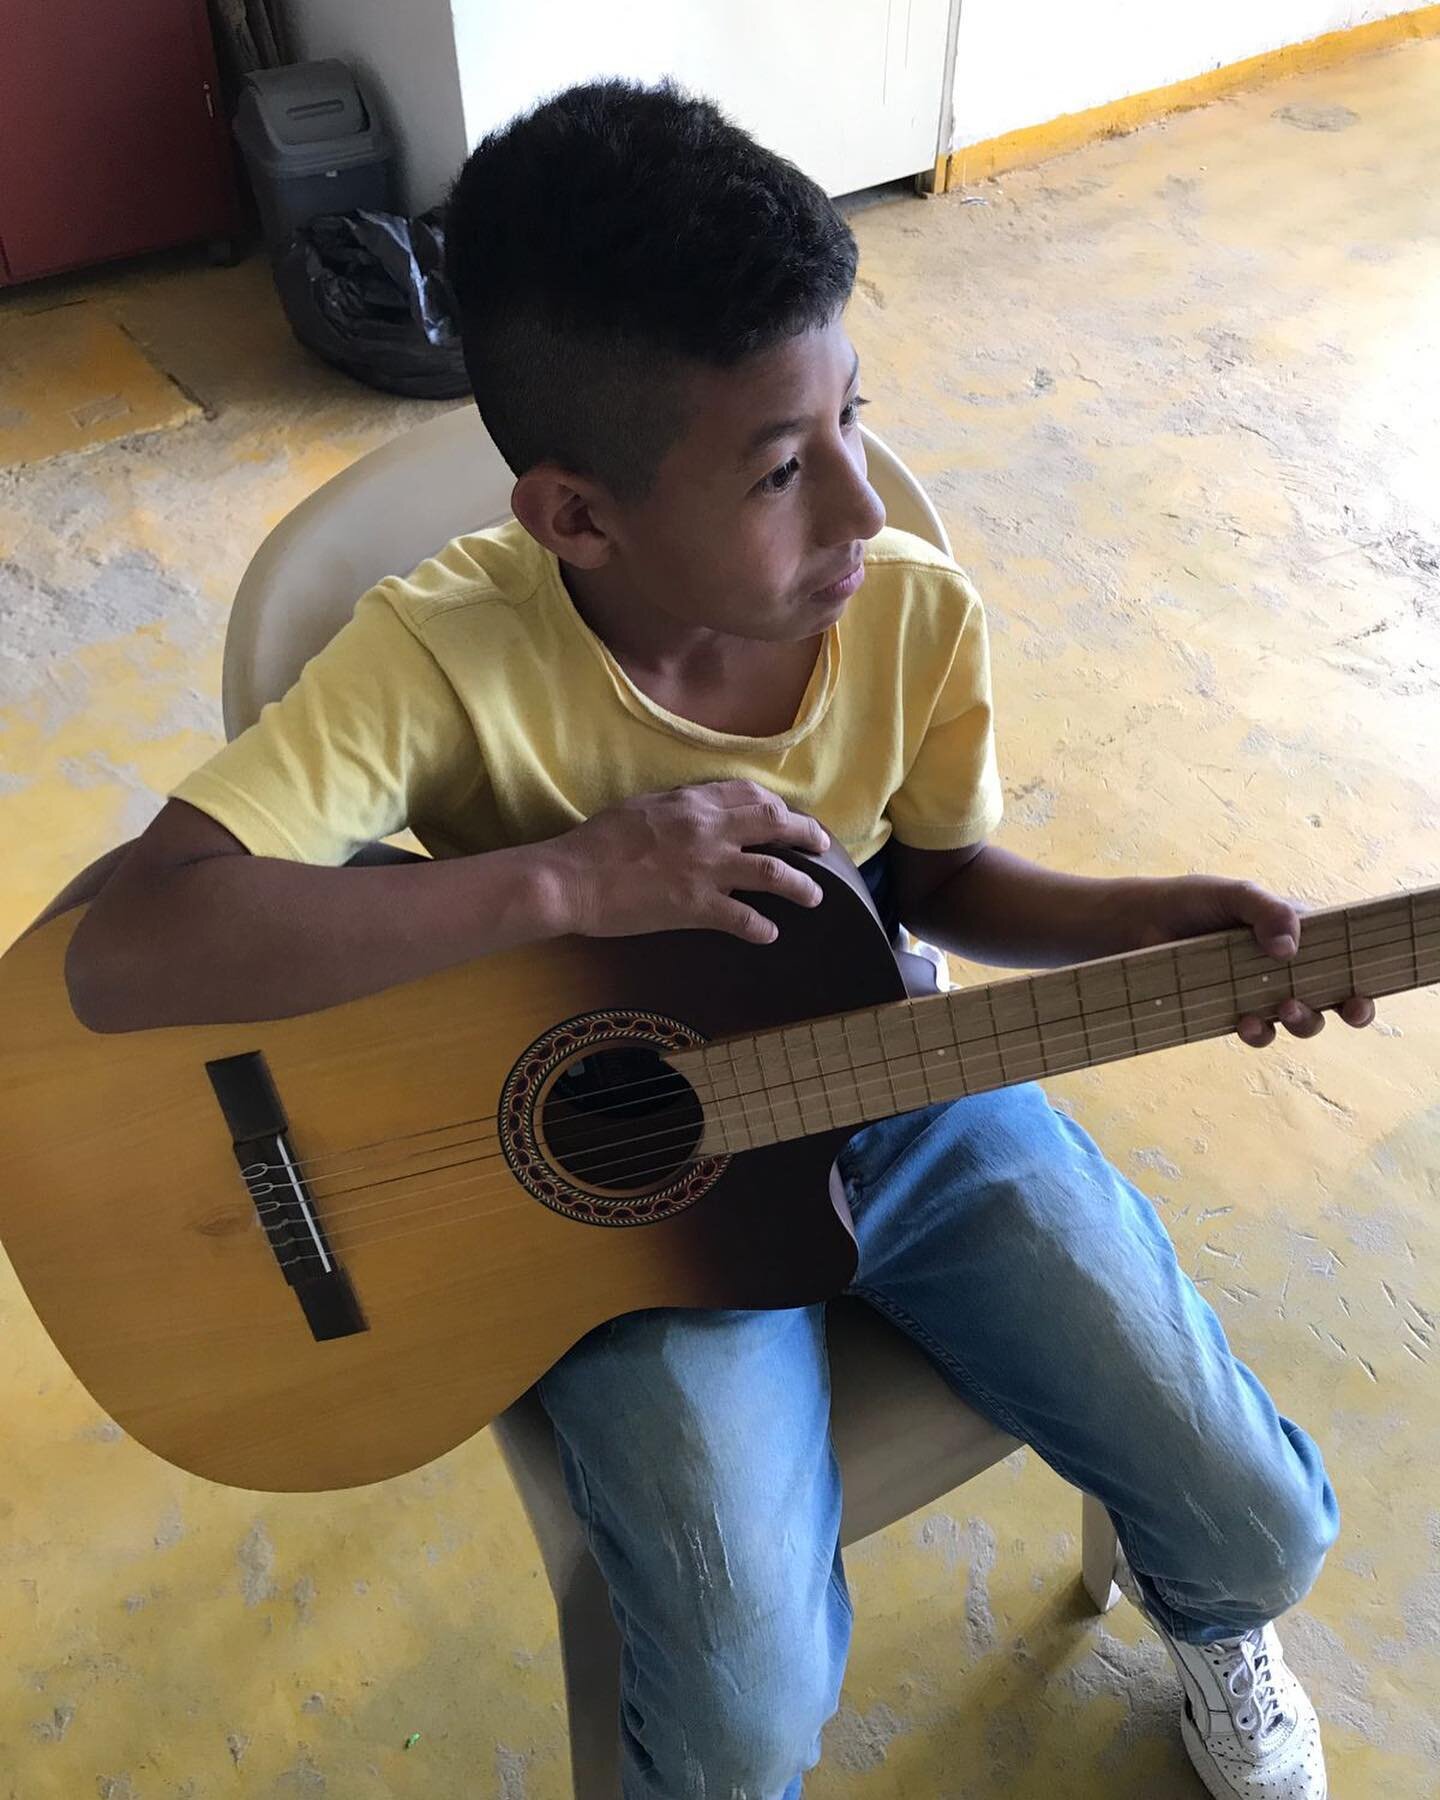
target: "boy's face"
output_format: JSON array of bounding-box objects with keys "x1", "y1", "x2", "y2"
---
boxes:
[{"x1": 599, "y1": 316, "x2": 887, "y2": 642}]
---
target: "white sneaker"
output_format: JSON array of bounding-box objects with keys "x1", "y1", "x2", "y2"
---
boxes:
[{"x1": 1159, "y1": 1623, "x2": 1327, "y2": 1799}]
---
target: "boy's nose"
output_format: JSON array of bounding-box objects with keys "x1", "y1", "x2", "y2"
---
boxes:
[
  {"x1": 851, "y1": 472, "x2": 888, "y2": 543},
  {"x1": 822, "y1": 459, "x2": 886, "y2": 548}
]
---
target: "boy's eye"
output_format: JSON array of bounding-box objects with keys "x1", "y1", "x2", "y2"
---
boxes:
[
  {"x1": 755, "y1": 397, "x2": 870, "y2": 496},
  {"x1": 758, "y1": 456, "x2": 801, "y2": 496}
]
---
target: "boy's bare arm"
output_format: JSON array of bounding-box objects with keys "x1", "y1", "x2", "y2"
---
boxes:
[
  {"x1": 892, "y1": 840, "x2": 1374, "y2": 1048},
  {"x1": 24, "y1": 844, "x2": 137, "y2": 938},
  {"x1": 62, "y1": 785, "x2": 828, "y2": 1034}
]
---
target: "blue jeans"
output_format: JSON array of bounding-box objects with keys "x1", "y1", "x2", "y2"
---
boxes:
[{"x1": 538, "y1": 1085, "x2": 1339, "y2": 1800}]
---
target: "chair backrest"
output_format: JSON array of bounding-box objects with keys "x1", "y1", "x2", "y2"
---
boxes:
[{"x1": 222, "y1": 407, "x2": 953, "y2": 738}]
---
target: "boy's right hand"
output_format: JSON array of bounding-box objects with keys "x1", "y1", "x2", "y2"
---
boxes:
[{"x1": 547, "y1": 781, "x2": 830, "y2": 945}]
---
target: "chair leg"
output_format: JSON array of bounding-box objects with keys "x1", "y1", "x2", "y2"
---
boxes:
[
  {"x1": 1080, "y1": 1491, "x2": 1123, "y2": 1614},
  {"x1": 555, "y1": 1552, "x2": 625, "y2": 1800}
]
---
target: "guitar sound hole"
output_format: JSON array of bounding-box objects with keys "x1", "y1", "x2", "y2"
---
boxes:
[{"x1": 541, "y1": 1046, "x2": 703, "y2": 1195}]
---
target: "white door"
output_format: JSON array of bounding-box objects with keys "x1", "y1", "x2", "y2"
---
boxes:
[{"x1": 451, "y1": 0, "x2": 954, "y2": 196}]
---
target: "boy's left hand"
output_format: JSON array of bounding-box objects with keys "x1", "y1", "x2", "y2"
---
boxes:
[{"x1": 1132, "y1": 875, "x2": 1376, "y2": 1049}]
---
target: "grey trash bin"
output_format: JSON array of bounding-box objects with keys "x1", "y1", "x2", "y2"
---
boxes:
[{"x1": 234, "y1": 60, "x2": 396, "y2": 249}]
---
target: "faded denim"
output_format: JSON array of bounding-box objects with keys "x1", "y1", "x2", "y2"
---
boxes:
[{"x1": 538, "y1": 1084, "x2": 1339, "y2": 1799}]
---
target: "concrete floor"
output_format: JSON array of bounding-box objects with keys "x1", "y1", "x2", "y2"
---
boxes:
[{"x1": 3, "y1": 39, "x2": 1439, "y2": 1800}]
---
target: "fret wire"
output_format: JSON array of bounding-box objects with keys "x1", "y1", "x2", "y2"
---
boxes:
[
  {"x1": 980, "y1": 981, "x2": 1009, "y2": 1083},
  {"x1": 1025, "y1": 973, "x2": 1048, "y2": 1077},
  {"x1": 1074, "y1": 967, "x2": 1093, "y2": 1065},
  {"x1": 746, "y1": 1037, "x2": 776, "y2": 1146},
  {"x1": 759, "y1": 1032, "x2": 787, "y2": 1141},
  {"x1": 859, "y1": 1012, "x2": 882, "y2": 1119},
  {"x1": 1179, "y1": 939, "x2": 1220, "y2": 1032},
  {"x1": 1342, "y1": 906, "x2": 1357, "y2": 1001},
  {"x1": 839, "y1": 1009, "x2": 870, "y2": 1124},
  {"x1": 874, "y1": 1010, "x2": 903, "y2": 1113},
  {"x1": 1223, "y1": 931, "x2": 1240, "y2": 1020},
  {"x1": 926, "y1": 1004, "x2": 953, "y2": 1107},
  {"x1": 727, "y1": 1038, "x2": 756, "y2": 1146},
  {"x1": 841, "y1": 1017, "x2": 865, "y2": 1122},
  {"x1": 1119, "y1": 950, "x2": 1140, "y2": 1055},
  {"x1": 937, "y1": 999, "x2": 969, "y2": 1102},
  {"x1": 896, "y1": 1013, "x2": 921, "y2": 1108},
  {"x1": 775, "y1": 1023, "x2": 805, "y2": 1139},
  {"x1": 878, "y1": 1004, "x2": 902, "y2": 1116},
  {"x1": 950, "y1": 1017, "x2": 970, "y2": 1101},
  {"x1": 845, "y1": 1008, "x2": 877, "y2": 1122},
  {"x1": 1409, "y1": 893, "x2": 1420, "y2": 988},
  {"x1": 731, "y1": 1039, "x2": 761, "y2": 1152},
  {"x1": 811, "y1": 1020, "x2": 842, "y2": 1126},
  {"x1": 694, "y1": 1046, "x2": 723, "y2": 1155},
  {"x1": 903, "y1": 999, "x2": 939, "y2": 1106},
  {"x1": 1171, "y1": 944, "x2": 1189, "y2": 1044},
  {"x1": 806, "y1": 1019, "x2": 836, "y2": 1133},
  {"x1": 705, "y1": 1043, "x2": 726, "y2": 1153},
  {"x1": 716, "y1": 1041, "x2": 743, "y2": 1153}
]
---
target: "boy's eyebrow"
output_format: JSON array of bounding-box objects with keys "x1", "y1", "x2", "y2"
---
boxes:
[{"x1": 737, "y1": 351, "x2": 862, "y2": 468}]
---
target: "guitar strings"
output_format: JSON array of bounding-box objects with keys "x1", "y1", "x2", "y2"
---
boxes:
[
  {"x1": 261, "y1": 932, "x2": 1408, "y2": 1208},
  {"x1": 268, "y1": 948, "x2": 1417, "y2": 1275},
  {"x1": 251, "y1": 919, "x2": 1431, "y2": 1204},
  {"x1": 259, "y1": 934, "x2": 1434, "y2": 1267},
  {"x1": 253, "y1": 909, "x2": 1427, "y2": 1183},
  {"x1": 248, "y1": 907, "x2": 1434, "y2": 1192},
  {"x1": 258, "y1": 929, "x2": 1431, "y2": 1227}
]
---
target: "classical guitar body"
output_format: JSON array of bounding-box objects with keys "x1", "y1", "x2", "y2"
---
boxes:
[
  {"x1": 0, "y1": 855, "x2": 904, "y2": 1493},
  {"x1": 5, "y1": 842, "x2": 1435, "y2": 1494}
]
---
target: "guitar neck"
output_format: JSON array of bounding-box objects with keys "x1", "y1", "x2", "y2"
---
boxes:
[{"x1": 683, "y1": 887, "x2": 1440, "y2": 1157}]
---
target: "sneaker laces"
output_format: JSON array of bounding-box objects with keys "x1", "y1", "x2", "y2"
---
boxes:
[{"x1": 1207, "y1": 1629, "x2": 1290, "y2": 1739}]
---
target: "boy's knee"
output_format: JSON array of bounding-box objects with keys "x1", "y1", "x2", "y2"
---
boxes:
[
  {"x1": 688, "y1": 1684, "x2": 831, "y2": 1796},
  {"x1": 1173, "y1": 1449, "x2": 1338, "y2": 1626},
  {"x1": 640, "y1": 1636, "x2": 839, "y2": 1797},
  {"x1": 1228, "y1": 1467, "x2": 1337, "y2": 1618}
]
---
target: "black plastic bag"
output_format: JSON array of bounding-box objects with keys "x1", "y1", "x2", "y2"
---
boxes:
[{"x1": 272, "y1": 208, "x2": 471, "y2": 399}]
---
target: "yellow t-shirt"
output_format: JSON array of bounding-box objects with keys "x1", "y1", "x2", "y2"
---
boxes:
[{"x1": 172, "y1": 521, "x2": 1003, "y2": 869}]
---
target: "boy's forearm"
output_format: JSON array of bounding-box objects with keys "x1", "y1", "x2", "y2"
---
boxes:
[
  {"x1": 904, "y1": 845, "x2": 1150, "y2": 968},
  {"x1": 66, "y1": 841, "x2": 573, "y2": 1032}
]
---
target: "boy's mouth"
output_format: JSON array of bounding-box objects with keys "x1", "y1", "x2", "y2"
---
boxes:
[{"x1": 808, "y1": 560, "x2": 865, "y2": 604}]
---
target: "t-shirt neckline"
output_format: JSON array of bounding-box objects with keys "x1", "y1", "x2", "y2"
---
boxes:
[{"x1": 540, "y1": 549, "x2": 842, "y2": 753}]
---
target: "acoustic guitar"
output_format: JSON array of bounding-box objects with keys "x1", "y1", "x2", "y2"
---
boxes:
[{"x1": 0, "y1": 849, "x2": 1434, "y2": 1493}]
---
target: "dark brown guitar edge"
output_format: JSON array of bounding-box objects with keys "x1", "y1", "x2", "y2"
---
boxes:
[{"x1": 619, "y1": 836, "x2": 912, "y2": 1313}]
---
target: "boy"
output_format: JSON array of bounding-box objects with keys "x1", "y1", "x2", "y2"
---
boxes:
[{"x1": 65, "y1": 81, "x2": 1373, "y2": 1799}]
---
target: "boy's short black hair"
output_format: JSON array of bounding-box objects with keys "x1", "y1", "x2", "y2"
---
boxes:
[{"x1": 445, "y1": 79, "x2": 858, "y2": 502}]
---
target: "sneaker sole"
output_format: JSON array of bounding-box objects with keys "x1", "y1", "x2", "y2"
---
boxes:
[{"x1": 1181, "y1": 1701, "x2": 1327, "y2": 1800}]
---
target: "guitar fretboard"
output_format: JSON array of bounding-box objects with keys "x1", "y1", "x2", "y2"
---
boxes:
[{"x1": 676, "y1": 889, "x2": 1440, "y2": 1157}]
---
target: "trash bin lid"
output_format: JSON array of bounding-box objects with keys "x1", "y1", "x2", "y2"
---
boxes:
[{"x1": 239, "y1": 60, "x2": 371, "y2": 149}]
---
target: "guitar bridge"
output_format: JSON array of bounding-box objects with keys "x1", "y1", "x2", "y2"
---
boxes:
[{"x1": 206, "y1": 1051, "x2": 366, "y2": 1342}]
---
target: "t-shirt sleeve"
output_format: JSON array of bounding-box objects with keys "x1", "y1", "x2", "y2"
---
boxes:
[
  {"x1": 886, "y1": 573, "x2": 1004, "y2": 851},
  {"x1": 171, "y1": 586, "x2": 482, "y2": 865}
]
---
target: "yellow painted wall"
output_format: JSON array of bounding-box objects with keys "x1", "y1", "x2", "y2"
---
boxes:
[{"x1": 939, "y1": 3, "x2": 1440, "y2": 187}]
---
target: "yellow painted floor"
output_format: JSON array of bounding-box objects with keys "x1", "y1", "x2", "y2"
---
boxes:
[
  {"x1": 3, "y1": 39, "x2": 1439, "y2": 1800},
  {"x1": 0, "y1": 303, "x2": 201, "y2": 470}
]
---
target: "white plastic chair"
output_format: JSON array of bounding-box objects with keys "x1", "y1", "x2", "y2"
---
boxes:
[{"x1": 224, "y1": 403, "x2": 1122, "y2": 1798}]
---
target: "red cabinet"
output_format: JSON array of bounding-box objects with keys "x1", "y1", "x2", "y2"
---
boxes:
[{"x1": 0, "y1": 0, "x2": 240, "y2": 284}]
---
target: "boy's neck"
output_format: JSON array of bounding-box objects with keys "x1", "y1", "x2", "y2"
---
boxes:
[{"x1": 561, "y1": 565, "x2": 824, "y2": 738}]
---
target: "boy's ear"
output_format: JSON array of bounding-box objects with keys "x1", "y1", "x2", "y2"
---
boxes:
[{"x1": 510, "y1": 465, "x2": 616, "y2": 569}]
